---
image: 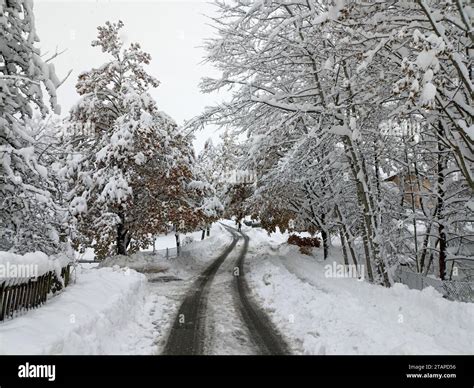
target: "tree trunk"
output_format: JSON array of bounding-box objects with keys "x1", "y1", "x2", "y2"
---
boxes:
[
  {"x1": 439, "y1": 224, "x2": 447, "y2": 280},
  {"x1": 437, "y1": 124, "x2": 447, "y2": 280},
  {"x1": 175, "y1": 233, "x2": 180, "y2": 256},
  {"x1": 334, "y1": 204, "x2": 358, "y2": 268},
  {"x1": 116, "y1": 213, "x2": 129, "y2": 255},
  {"x1": 419, "y1": 221, "x2": 432, "y2": 273},
  {"x1": 321, "y1": 228, "x2": 329, "y2": 260},
  {"x1": 342, "y1": 135, "x2": 389, "y2": 286},
  {"x1": 340, "y1": 64, "x2": 389, "y2": 286},
  {"x1": 340, "y1": 229, "x2": 350, "y2": 266},
  {"x1": 206, "y1": 226, "x2": 210, "y2": 237},
  {"x1": 342, "y1": 136, "x2": 374, "y2": 283},
  {"x1": 201, "y1": 229, "x2": 206, "y2": 240}
]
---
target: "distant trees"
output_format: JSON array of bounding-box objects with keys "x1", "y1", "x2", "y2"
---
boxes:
[
  {"x1": 194, "y1": 0, "x2": 473, "y2": 285},
  {"x1": 0, "y1": 0, "x2": 65, "y2": 254},
  {"x1": 63, "y1": 21, "x2": 210, "y2": 258},
  {"x1": 196, "y1": 131, "x2": 251, "y2": 227},
  {"x1": 193, "y1": 139, "x2": 224, "y2": 238}
]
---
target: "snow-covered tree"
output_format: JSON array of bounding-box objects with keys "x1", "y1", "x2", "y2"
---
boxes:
[
  {"x1": 195, "y1": 130, "x2": 251, "y2": 227},
  {"x1": 63, "y1": 21, "x2": 206, "y2": 258},
  {"x1": 193, "y1": 139, "x2": 224, "y2": 238},
  {"x1": 0, "y1": 0, "x2": 65, "y2": 254},
  {"x1": 194, "y1": 0, "x2": 473, "y2": 285}
]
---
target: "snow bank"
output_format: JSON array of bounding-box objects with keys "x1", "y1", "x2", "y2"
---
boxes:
[
  {"x1": 244, "y1": 227, "x2": 474, "y2": 355},
  {"x1": 99, "y1": 252, "x2": 168, "y2": 273},
  {"x1": 171, "y1": 223, "x2": 232, "y2": 277},
  {"x1": 0, "y1": 266, "x2": 149, "y2": 354},
  {"x1": 0, "y1": 251, "x2": 69, "y2": 278}
]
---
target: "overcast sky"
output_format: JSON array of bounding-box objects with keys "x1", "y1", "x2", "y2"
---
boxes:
[{"x1": 34, "y1": 0, "x2": 228, "y2": 152}]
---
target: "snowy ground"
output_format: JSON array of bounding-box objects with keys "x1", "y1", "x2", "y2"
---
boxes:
[
  {"x1": 1, "y1": 221, "x2": 472, "y2": 355},
  {"x1": 243, "y1": 226, "x2": 474, "y2": 355},
  {"x1": 0, "y1": 223, "x2": 230, "y2": 355}
]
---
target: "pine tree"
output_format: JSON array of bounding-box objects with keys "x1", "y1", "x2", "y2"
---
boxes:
[{"x1": 64, "y1": 21, "x2": 205, "y2": 258}]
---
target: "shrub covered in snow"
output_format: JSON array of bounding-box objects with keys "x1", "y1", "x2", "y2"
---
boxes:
[{"x1": 287, "y1": 234, "x2": 321, "y2": 254}]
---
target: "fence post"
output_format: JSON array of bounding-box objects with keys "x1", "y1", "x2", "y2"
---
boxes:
[
  {"x1": 47, "y1": 272, "x2": 52, "y2": 297},
  {"x1": 6, "y1": 281, "x2": 13, "y2": 317},
  {"x1": 37, "y1": 276, "x2": 43, "y2": 306},
  {"x1": 27, "y1": 279, "x2": 34, "y2": 310},
  {"x1": 20, "y1": 282, "x2": 27, "y2": 311},
  {"x1": 4, "y1": 282, "x2": 12, "y2": 318},
  {"x1": 32, "y1": 278, "x2": 38, "y2": 309},
  {"x1": 12, "y1": 280, "x2": 20, "y2": 315},
  {"x1": 41, "y1": 273, "x2": 46, "y2": 303},
  {"x1": 41, "y1": 274, "x2": 47, "y2": 304}
]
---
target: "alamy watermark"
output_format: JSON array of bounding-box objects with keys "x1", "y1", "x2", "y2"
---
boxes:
[
  {"x1": 220, "y1": 169, "x2": 257, "y2": 184},
  {"x1": 0, "y1": 263, "x2": 39, "y2": 279},
  {"x1": 379, "y1": 119, "x2": 423, "y2": 142},
  {"x1": 62, "y1": 121, "x2": 96, "y2": 137},
  {"x1": 18, "y1": 362, "x2": 55, "y2": 382},
  {"x1": 324, "y1": 261, "x2": 365, "y2": 281}
]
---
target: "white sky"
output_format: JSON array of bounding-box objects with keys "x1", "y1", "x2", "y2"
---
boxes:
[{"x1": 34, "y1": 0, "x2": 228, "y2": 152}]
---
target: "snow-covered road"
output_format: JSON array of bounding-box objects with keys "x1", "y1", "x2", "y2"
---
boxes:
[
  {"x1": 204, "y1": 232, "x2": 257, "y2": 355},
  {"x1": 1, "y1": 222, "x2": 472, "y2": 355},
  {"x1": 163, "y1": 223, "x2": 289, "y2": 355}
]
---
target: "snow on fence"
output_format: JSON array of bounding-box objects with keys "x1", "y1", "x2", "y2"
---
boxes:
[
  {"x1": 0, "y1": 264, "x2": 71, "y2": 322},
  {"x1": 152, "y1": 246, "x2": 192, "y2": 259},
  {"x1": 155, "y1": 247, "x2": 179, "y2": 260},
  {"x1": 394, "y1": 267, "x2": 474, "y2": 303}
]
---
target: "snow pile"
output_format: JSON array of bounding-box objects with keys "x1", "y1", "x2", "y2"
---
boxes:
[
  {"x1": 244, "y1": 227, "x2": 474, "y2": 355},
  {"x1": 99, "y1": 252, "x2": 168, "y2": 274},
  {"x1": 171, "y1": 224, "x2": 232, "y2": 278},
  {"x1": 100, "y1": 223, "x2": 231, "y2": 280},
  {"x1": 0, "y1": 251, "x2": 69, "y2": 279},
  {"x1": 0, "y1": 266, "x2": 151, "y2": 354}
]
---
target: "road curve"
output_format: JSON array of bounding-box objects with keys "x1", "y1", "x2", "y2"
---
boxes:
[
  {"x1": 162, "y1": 231, "x2": 238, "y2": 355},
  {"x1": 163, "y1": 223, "x2": 291, "y2": 355}
]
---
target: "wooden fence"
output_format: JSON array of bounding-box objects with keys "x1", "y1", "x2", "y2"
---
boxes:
[{"x1": 0, "y1": 264, "x2": 71, "y2": 322}]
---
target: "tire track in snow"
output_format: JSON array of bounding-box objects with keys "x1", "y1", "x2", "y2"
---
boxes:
[
  {"x1": 163, "y1": 223, "x2": 290, "y2": 355},
  {"x1": 203, "y1": 236, "x2": 258, "y2": 355},
  {"x1": 223, "y1": 224, "x2": 291, "y2": 355},
  {"x1": 163, "y1": 231, "x2": 238, "y2": 355}
]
